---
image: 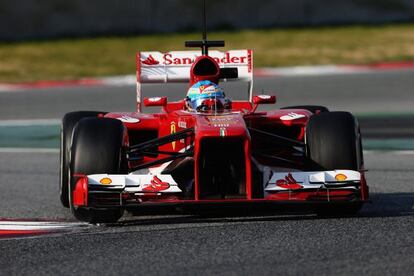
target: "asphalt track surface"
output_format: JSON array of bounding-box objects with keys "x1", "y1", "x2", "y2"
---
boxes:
[
  {"x1": 0, "y1": 69, "x2": 414, "y2": 119},
  {"x1": 0, "y1": 71, "x2": 414, "y2": 275},
  {"x1": 0, "y1": 151, "x2": 413, "y2": 275}
]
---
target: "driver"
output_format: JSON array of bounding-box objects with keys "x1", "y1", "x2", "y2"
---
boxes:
[{"x1": 185, "y1": 80, "x2": 231, "y2": 112}]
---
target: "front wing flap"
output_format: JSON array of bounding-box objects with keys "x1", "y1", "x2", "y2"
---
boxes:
[
  {"x1": 266, "y1": 170, "x2": 361, "y2": 192},
  {"x1": 263, "y1": 169, "x2": 364, "y2": 202},
  {"x1": 87, "y1": 174, "x2": 182, "y2": 194}
]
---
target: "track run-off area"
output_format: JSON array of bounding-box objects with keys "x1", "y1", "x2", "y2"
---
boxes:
[{"x1": 0, "y1": 70, "x2": 413, "y2": 275}]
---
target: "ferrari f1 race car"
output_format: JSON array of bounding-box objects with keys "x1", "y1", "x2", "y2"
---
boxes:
[{"x1": 59, "y1": 33, "x2": 368, "y2": 223}]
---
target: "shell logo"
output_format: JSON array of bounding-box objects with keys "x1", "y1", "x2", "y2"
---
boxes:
[
  {"x1": 171, "y1": 122, "x2": 176, "y2": 150},
  {"x1": 335, "y1": 174, "x2": 348, "y2": 181},
  {"x1": 100, "y1": 177, "x2": 112, "y2": 185}
]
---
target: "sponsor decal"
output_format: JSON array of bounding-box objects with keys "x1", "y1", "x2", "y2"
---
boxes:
[
  {"x1": 142, "y1": 176, "x2": 170, "y2": 192},
  {"x1": 194, "y1": 84, "x2": 217, "y2": 94},
  {"x1": 170, "y1": 122, "x2": 176, "y2": 150},
  {"x1": 118, "y1": 116, "x2": 140, "y2": 123},
  {"x1": 258, "y1": 95, "x2": 272, "y2": 100},
  {"x1": 142, "y1": 54, "x2": 159, "y2": 65},
  {"x1": 209, "y1": 117, "x2": 233, "y2": 122},
  {"x1": 178, "y1": 121, "x2": 187, "y2": 128},
  {"x1": 100, "y1": 177, "x2": 112, "y2": 185},
  {"x1": 142, "y1": 52, "x2": 248, "y2": 66},
  {"x1": 147, "y1": 97, "x2": 162, "y2": 102},
  {"x1": 208, "y1": 116, "x2": 237, "y2": 128},
  {"x1": 335, "y1": 173, "x2": 348, "y2": 181},
  {"x1": 220, "y1": 127, "x2": 227, "y2": 137},
  {"x1": 280, "y1": 112, "x2": 306, "y2": 121},
  {"x1": 247, "y1": 49, "x2": 252, "y2": 73},
  {"x1": 208, "y1": 117, "x2": 236, "y2": 124},
  {"x1": 275, "y1": 173, "x2": 303, "y2": 190}
]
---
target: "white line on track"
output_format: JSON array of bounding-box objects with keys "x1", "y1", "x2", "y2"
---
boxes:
[
  {"x1": 0, "y1": 148, "x2": 59, "y2": 153},
  {"x1": 0, "y1": 86, "x2": 40, "y2": 93},
  {"x1": 100, "y1": 75, "x2": 136, "y2": 86},
  {"x1": 0, "y1": 119, "x2": 60, "y2": 126},
  {"x1": 364, "y1": 150, "x2": 414, "y2": 155},
  {"x1": 255, "y1": 65, "x2": 372, "y2": 76},
  {"x1": 0, "y1": 221, "x2": 87, "y2": 231},
  {"x1": 1, "y1": 64, "x2": 414, "y2": 92},
  {"x1": 392, "y1": 150, "x2": 414, "y2": 155},
  {"x1": 0, "y1": 85, "x2": 21, "y2": 92}
]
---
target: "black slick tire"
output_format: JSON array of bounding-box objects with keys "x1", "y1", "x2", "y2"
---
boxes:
[
  {"x1": 69, "y1": 117, "x2": 126, "y2": 223},
  {"x1": 60, "y1": 111, "x2": 106, "y2": 208},
  {"x1": 305, "y1": 111, "x2": 364, "y2": 216}
]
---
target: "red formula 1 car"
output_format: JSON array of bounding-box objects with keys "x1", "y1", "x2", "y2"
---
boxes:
[{"x1": 59, "y1": 37, "x2": 368, "y2": 223}]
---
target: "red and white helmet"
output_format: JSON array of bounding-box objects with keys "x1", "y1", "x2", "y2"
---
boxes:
[{"x1": 186, "y1": 80, "x2": 231, "y2": 112}]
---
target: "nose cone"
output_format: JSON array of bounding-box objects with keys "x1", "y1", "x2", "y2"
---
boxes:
[{"x1": 194, "y1": 114, "x2": 249, "y2": 138}]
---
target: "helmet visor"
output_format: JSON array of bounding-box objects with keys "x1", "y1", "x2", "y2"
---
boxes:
[{"x1": 188, "y1": 92, "x2": 226, "y2": 112}]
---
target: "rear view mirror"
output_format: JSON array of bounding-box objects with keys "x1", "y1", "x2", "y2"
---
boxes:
[
  {"x1": 143, "y1": 97, "x2": 167, "y2": 107},
  {"x1": 252, "y1": 95, "x2": 276, "y2": 104}
]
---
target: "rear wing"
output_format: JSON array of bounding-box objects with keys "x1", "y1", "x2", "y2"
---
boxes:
[{"x1": 136, "y1": 50, "x2": 253, "y2": 112}]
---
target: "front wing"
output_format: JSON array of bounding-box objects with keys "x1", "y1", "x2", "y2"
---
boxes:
[{"x1": 72, "y1": 170, "x2": 367, "y2": 210}]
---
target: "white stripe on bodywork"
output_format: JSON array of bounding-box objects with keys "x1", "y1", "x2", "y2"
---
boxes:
[
  {"x1": 147, "y1": 161, "x2": 173, "y2": 175},
  {"x1": 145, "y1": 144, "x2": 193, "y2": 175}
]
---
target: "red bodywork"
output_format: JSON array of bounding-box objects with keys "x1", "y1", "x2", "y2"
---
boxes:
[{"x1": 74, "y1": 53, "x2": 368, "y2": 210}]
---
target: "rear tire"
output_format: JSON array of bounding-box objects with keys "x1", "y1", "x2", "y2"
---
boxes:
[
  {"x1": 281, "y1": 105, "x2": 329, "y2": 114},
  {"x1": 60, "y1": 111, "x2": 106, "y2": 208},
  {"x1": 69, "y1": 117, "x2": 126, "y2": 223},
  {"x1": 305, "y1": 111, "x2": 363, "y2": 216}
]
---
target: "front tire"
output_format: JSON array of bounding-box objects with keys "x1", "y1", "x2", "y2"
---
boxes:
[
  {"x1": 60, "y1": 111, "x2": 106, "y2": 208},
  {"x1": 305, "y1": 111, "x2": 364, "y2": 216},
  {"x1": 69, "y1": 117, "x2": 126, "y2": 223}
]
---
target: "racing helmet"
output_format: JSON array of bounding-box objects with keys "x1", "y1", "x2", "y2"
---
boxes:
[{"x1": 186, "y1": 80, "x2": 231, "y2": 112}]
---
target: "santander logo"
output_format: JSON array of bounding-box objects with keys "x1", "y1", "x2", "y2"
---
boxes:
[
  {"x1": 142, "y1": 176, "x2": 170, "y2": 192},
  {"x1": 141, "y1": 52, "x2": 248, "y2": 66},
  {"x1": 142, "y1": 55, "x2": 160, "y2": 65},
  {"x1": 276, "y1": 173, "x2": 303, "y2": 190}
]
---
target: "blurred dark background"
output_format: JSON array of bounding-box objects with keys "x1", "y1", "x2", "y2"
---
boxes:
[{"x1": 2, "y1": 0, "x2": 414, "y2": 41}]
